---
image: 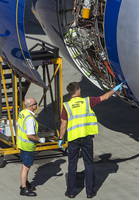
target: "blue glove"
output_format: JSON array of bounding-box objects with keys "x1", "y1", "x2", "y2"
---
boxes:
[
  {"x1": 113, "y1": 83, "x2": 123, "y2": 92},
  {"x1": 58, "y1": 139, "x2": 63, "y2": 148}
]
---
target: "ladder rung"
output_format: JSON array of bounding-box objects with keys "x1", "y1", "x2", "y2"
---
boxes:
[
  {"x1": 3, "y1": 74, "x2": 19, "y2": 79},
  {"x1": 1, "y1": 110, "x2": 13, "y2": 118},
  {"x1": 2, "y1": 92, "x2": 13, "y2": 98},
  {"x1": 4, "y1": 74, "x2": 12, "y2": 79},
  {"x1": 2, "y1": 105, "x2": 20, "y2": 110},
  {"x1": 2, "y1": 101, "x2": 13, "y2": 107},
  {"x1": 1, "y1": 64, "x2": 10, "y2": 70},
  {"x1": 1, "y1": 81, "x2": 28, "y2": 89}
]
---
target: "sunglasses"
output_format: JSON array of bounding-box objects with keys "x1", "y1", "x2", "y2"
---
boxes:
[{"x1": 30, "y1": 102, "x2": 37, "y2": 107}]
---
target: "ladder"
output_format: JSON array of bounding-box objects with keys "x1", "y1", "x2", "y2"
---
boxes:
[
  {"x1": 0, "y1": 58, "x2": 30, "y2": 147},
  {"x1": 0, "y1": 38, "x2": 68, "y2": 165}
]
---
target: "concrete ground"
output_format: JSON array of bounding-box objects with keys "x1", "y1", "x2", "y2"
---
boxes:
[
  {"x1": 0, "y1": 72, "x2": 139, "y2": 200},
  {"x1": 0, "y1": 1, "x2": 139, "y2": 200}
]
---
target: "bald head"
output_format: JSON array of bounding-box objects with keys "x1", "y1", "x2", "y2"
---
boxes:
[{"x1": 24, "y1": 97, "x2": 37, "y2": 110}]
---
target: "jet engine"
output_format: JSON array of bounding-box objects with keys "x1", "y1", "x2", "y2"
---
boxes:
[{"x1": 32, "y1": 0, "x2": 139, "y2": 107}]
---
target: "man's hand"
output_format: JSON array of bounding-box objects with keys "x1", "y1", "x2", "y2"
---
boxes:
[
  {"x1": 39, "y1": 138, "x2": 45, "y2": 143},
  {"x1": 113, "y1": 82, "x2": 123, "y2": 92},
  {"x1": 58, "y1": 139, "x2": 63, "y2": 148}
]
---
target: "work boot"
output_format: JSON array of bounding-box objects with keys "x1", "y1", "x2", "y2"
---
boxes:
[
  {"x1": 65, "y1": 191, "x2": 76, "y2": 198},
  {"x1": 87, "y1": 190, "x2": 97, "y2": 198},
  {"x1": 20, "y1": 187, "x2": 37, "y2": 196},
  {"x1": 26, "y1": 180, "x2": 36, "y2": 191}
]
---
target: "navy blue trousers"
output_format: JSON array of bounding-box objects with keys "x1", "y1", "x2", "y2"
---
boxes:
[{"x1": 67, "y1": 135, "x2": 94, "y2": 195}]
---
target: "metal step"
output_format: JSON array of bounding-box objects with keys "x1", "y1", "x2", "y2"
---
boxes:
[
  {"x1": 1, "y1": 110, "x2": 13, "y2": 118},
  {"x1": 1, "y1": 81, "x2": 28, "y2": 89},
  {"x1": 1, "y1": 64, "x2": 10, "y2": 70},
  {"x1": 4, "y1": 74, "x2": 12, "y2": 79},
  {"x1": 3, "y1": 74, "x2": 19, "y2": 79},
  {"x1": 1, "y1": 92, "x2": 13, "y2": 98},
  {"x1": 2, "y1": 101, "x2": 13, "y2": 107}
]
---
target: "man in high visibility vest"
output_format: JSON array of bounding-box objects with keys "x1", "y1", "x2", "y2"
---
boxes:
[
  {"x1": 58, "y1": 82, "x2": 123, "y2": 198},
  {"x1": 17, "y1": 97, "x2": 45, "y2": 196}
]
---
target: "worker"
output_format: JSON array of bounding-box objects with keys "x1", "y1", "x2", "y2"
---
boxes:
[
  {"x1": 17, "y1": 97, "x2": 46, "y2": 196},
  {"x1": 58, "y1": 82, "x2": 123, "y2": 198}
]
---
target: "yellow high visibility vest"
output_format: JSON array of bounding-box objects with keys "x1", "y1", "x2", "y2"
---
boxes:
[
  {"x1": 16, "y1": 109, "x2": 38, "y2": 151},
  {"x1": 64, "y1": 97, "x2": 98, "y2": 142}
]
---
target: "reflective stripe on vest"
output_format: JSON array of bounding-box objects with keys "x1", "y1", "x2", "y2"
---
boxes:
[
  {"x1": 17, "y1": 123, "x2": 27, "y2": 134},
  {"x1": 65, "y1": 98, "x2": 96, "y2": 123},
  {"x1": 17, "y1": 115, "x2": 34, "y2": 135},
  {"x1": 64, "y1": 97, "x2": 98, "y2": 141},
  {"x1": 18, "y1": 135, "x2": 34, "y2": 144},
  {"x1": 67, "y1": 122, "x2": 98, "y2": 132}
]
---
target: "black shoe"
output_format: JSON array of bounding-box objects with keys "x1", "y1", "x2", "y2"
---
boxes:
[
  {"x1": 87, "y1": 191, "x2": 97, "y2": 198},
  {"x1": 26, "y1": 180, "x2": 36, "y2": 191},
  {"x1": 65, "y1": 191, "x2": 75, "y2": 198},
  {"x1": 20, "y1": 187, "x2": 37, "y2": 196}
]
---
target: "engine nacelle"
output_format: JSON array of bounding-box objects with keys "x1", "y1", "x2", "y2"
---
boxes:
[{"x1": 32, "y1": 0, "x2": 139, "y2": 107}]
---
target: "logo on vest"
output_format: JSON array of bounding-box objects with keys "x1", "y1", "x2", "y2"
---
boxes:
[
  {"x1": 72, "y1": 101, "x2": 84, "y2": 108},
  {"x1": 19, "y1": 113, "x2": 25, "y2": 119}
]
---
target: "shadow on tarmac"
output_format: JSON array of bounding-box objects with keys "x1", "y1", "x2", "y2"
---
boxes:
[
  {"x1": 29, "y1": 150, "x2": 139, "y2": 195},
  {"x1": 33, "y1": 75, "x2": 139, "y2": 193},
  {"x1": 31, "y1": 159, "x2": 66, "y2": 187},
  {"x1": 94, "y1": 153, "x2": 139, "y2": 192}
]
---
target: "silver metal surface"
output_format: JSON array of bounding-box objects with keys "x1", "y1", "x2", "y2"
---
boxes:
[{"x1": 117, "y1": 0, "x2": 139, "y2": 101}]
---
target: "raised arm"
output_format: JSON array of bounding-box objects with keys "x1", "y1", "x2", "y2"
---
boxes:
[
  {"x1": 100, "y1": 82, "x2": 123, "y2": 102},
  {"x1": 100, "y1": 89, "x2": 115, "y2": 102}
]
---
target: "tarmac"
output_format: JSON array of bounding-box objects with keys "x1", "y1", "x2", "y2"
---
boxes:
[{"x1": 0, "y1": 1, "x2": 139, "y2": 200}]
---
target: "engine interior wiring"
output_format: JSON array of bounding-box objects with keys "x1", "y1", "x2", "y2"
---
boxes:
[{"x1": 58, "y1": 0, "x2": 139, "y2": 107}]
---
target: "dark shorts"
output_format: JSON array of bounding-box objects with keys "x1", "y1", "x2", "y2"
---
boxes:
[{"x1": 20, "y1": 150, "x2": 35, "y2": 166}]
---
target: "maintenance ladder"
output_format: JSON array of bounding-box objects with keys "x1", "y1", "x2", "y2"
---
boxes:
[{"x1": 0, "y1": 38, "x2": 68, "y2": 166}]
